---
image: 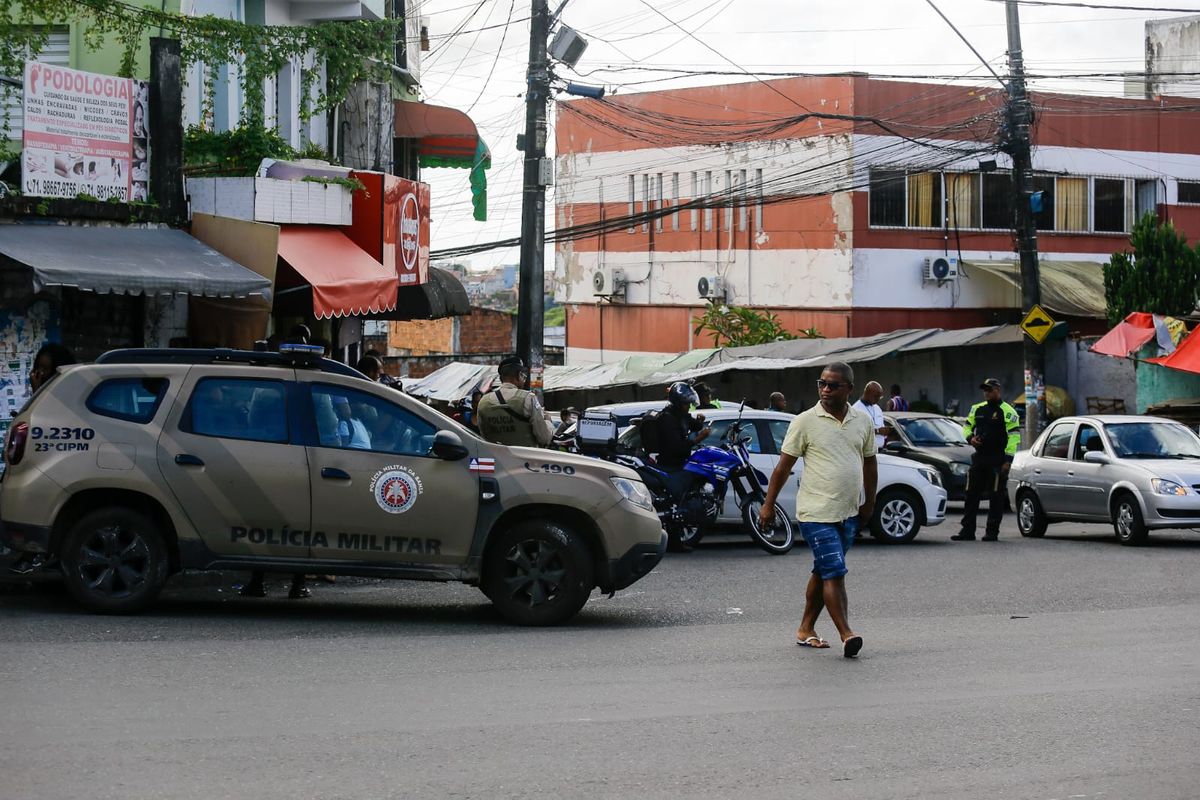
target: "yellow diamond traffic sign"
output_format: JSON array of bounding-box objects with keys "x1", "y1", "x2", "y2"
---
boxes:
[{"x1": 1020, "y1": 304, "x2": 1057, "y2": 344}]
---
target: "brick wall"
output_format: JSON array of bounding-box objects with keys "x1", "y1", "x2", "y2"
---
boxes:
[
  {"x1": 458, "y1": 307, "x2": 515, "y2": 353},
  {"x1": 388, "y1": 317, "x2": 454, "y2": 355}
]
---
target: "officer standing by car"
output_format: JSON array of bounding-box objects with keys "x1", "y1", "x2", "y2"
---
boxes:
[
  {"x1": 952, "y1": 378, "x2": 1021, "y2": 542},
  {"x1": 476, "y1": 355, "x2": 554, "y2": 447}
]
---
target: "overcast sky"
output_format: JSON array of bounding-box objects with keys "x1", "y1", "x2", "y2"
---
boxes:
[{"x1": 413, "y1": 0, "x2": 1195, "y2": 269}]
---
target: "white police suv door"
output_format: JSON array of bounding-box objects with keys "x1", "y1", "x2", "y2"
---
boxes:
[{"x1": 297, "y1": 375, "x2": 480, "y2": 568}]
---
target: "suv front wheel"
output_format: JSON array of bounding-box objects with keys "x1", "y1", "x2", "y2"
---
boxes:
[
  {"x1": 483, "y1": 520, "x2": 594, "y2": 626},
  {"x1": 60, "y1": 507, "x2": 170, "y2": 614}
]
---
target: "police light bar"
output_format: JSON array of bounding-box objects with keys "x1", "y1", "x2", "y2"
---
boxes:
[{"x1": 279, "y1": 343, "x2": 326, "y2": 357}]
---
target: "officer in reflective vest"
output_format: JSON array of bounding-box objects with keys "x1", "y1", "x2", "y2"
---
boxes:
[
  {"x1": 476, "y1": 355, "x2": 554, "y2": 448},
  {"x1": 952, "y1": 377, "x2": 1021, "y2": 542}
]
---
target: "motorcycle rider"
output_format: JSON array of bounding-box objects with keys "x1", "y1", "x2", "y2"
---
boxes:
[{"x1": 644, "y1": 382, "x2": 713, "y2": 551}]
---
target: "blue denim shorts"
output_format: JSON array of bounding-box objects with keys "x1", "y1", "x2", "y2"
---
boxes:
[{"x1": 799, "y1": 517, "x2": 859, "y2": 580}]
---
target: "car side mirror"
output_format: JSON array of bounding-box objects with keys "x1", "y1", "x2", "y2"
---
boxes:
[
  {"x1": 1082, "y1": 450, "x2": 1109, "y2": 465},
  {"x1": 883, "y1": 441, "x2": 908, "y2": 453},
  {"x1": 432, "y1": 430, "x2": 469, "y2": 461}
]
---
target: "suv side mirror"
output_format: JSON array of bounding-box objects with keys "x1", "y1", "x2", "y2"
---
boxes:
[
  {"x1": 432, "y1": 430, "x2": 469, "y2": 461},
  {"x1": 883, "y1": 441, "x2": 908, "y2": 453},
  {"x1": 1082, "y1": 450, "x2": 1109, "y2": 465}
]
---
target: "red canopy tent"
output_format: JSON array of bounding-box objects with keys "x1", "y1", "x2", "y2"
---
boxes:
[
  {"x1": 1148, "y1": 324, "x2": 1200, "y2": 376},
  {"x1": 1090, "y1": 312, "x2": 1157, "y2": 358}
]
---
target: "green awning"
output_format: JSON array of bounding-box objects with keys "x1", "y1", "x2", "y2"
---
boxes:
[{"x1": 394, "y1": 100, "x2": 491, "y2": 221}]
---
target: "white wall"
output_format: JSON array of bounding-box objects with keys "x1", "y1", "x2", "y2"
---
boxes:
[{"x1": 1147, "y1": 16, "x2": 1200, "y2": 99}]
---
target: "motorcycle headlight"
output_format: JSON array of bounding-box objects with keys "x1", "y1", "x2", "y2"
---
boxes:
[
  {"x1": 949, "y1": 462, "x2": 970, "y2": 477},
  {"x1": 611, "y1": 477, "x2": 654, "y2": 511},
  {"x1": 1150, "y1": 478, "x2": 1189, "y2": 496},
  {"x1": 919, "y1": 468, "x2": 942, "y2": 487}
]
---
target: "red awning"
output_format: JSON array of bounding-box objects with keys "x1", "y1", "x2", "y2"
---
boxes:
[
  {"x1": 275, "y1": 227, "x2": 397, "y2": 319},
  {"x1": 394, "y1": 101, "x2": 480, "y2": 162},
  {"x1": 1090, "y1": 312, "x2": 1157, "y2": 358},
  {"x1": 1149, "y1": 325, "x2": 1200, "y2": 376}
]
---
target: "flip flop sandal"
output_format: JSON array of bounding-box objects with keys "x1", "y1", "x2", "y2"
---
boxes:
[
  {"x1": 796, "y1": 636, "x2": 830, "y2": 648},
  {"x1": 843, "y1": 635, "x2": 864, "y2": 658}
]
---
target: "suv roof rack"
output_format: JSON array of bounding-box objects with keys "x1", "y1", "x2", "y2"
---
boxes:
[{"x1": 94, "y1": 348, "x2": 365, "y2": 379}]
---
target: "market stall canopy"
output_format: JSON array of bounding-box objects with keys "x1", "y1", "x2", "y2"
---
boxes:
[
  {"x1": 1148, "y1": 324, "x2": 1200, "y2": 376},
  {"x1": 275, "y1": 227, "x2": 397, "y2": 319},
  {"x1": 394, "y1": 100, "x2": 491, "y2": 221},
  {"x1": 0, "y1": 226, "x2": 272, "y2": 298},
  {"x1": 402, "y1": 362, "x2": 495, "y2": 403},
  {"x1": 1091, "y1": 312, "x2": 1157, "y2": 358},
  {"x1": 964, "y1": 259, "x2": 1107, "y2": 318}
]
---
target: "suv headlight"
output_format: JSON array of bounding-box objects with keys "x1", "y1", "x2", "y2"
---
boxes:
[
  {"x1": 949, "y1": 462, "x2": 970, "y2": 477},
  {"x1": 919, "y1": 468, "x2": 942, "y2": 487},
  {"x1": 1150, "y1": 478, "x2": 1189, "y2": 496},
  {"x1": 611, "y1": 477, "x2": 654, "y2": 511}
]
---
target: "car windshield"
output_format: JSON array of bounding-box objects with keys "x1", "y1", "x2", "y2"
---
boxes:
[
  {"x1": 897, "y1": 417, "x2": 967, "y2": 445},
  {"x1": 1105, "y1": 421, "x2": 1200, "y2": 459}
]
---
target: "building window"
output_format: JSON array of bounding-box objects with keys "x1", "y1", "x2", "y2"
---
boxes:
[
  {"x1": 1032, "y1": 175, "x2": 1056, "y2": 231},
  {"x1": 907, "y1": 172, "x2": 942, "y2": 227},
  {"x1": 1179, "y1": 181, "x2": 1200, "y2": 204},
  {"x1": 1135, "y1": 179, "x2": 1157, "y2": 219},
  {"x1": 868, "y1": 169, "x2": 906, "y2": 227},
  {"x1": 641, "y1": 174, "x2": 650, "y2": 232},
  {"x1": 689, "y1": 172, "x2": 698, "y2": 231},
  {"x1": 945, "y1": 173, "x2": 980, "y2": 229},
  {"x1": 655, "y1": 173, "x2": 663, "y2": 232},
  {"x1": 627, "y1": 175, "x2": 635, "y2": 233},
  {"x1": 755, "y1": 168, "x2": 764, "y2": 230},
  {"x1": 981, "y1": 173, "x2": 1013, "y2": 230},
  {"x1": 671, "y1": 173, "x2": 680, "y2": 231},
  {"x1": 1093, "y1": 178, "x2": 1126, "y2": 233},
  {"x1": 724, "y1": 170, "x2": 734, "y2": 231},
  {"x1": 1056, "y1": 177, "x2": 1088, "y2": 232},
  {"x1": 704, "y1": 171, "x2": 713, "y2": 231}
]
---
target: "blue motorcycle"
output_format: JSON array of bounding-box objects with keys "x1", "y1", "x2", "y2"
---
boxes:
[{"x1": 618, "y1": 404, "x2": 794, "y2": 555}]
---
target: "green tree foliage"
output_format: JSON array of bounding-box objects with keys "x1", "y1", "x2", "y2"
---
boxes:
[
  {"x1": 693, "y1": 301, "x2": 817, "y2": 347},
  {"x1": 1103, "y1": 213, "x2": 1200, "y2": 325}
]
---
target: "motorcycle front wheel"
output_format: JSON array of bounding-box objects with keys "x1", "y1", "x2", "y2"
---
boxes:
[{"x1": 741, "y1": 499, "x2": 795, "y2": 555}]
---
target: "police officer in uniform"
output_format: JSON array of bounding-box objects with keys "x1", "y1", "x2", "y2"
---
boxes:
[
  {"x1": 476, "y1": 355, "x2": 554, "y2": 447},
  {"x1": 952, "y1": 378, "x2": 1021, "y2": 542}
]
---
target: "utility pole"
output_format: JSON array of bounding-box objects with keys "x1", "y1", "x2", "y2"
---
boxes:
[
  {"x1": 517, "y1": 0, "x2": 551, "y2": 392},
  {"x1": 1004, "y1": 0, "x2": 1045, "y2": 442}
]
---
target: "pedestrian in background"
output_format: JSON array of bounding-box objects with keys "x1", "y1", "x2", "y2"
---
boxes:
[
  {"x1": 952, "y1": 378, "x2": 1021, "y2": 542},
  {"x1": 768, "y1": 392, "x2": 788, "y2": 413},
  {"x1": 886, "y1": 384, "x2": 909, "y2": 412},
  {"x1": 693, "y1": 382, "x2": 721, "y2": 410},
  {"x1": 852, "y1": 381, "x2": 891, "y2": 451},
  {"x1": 30, "y1": 343, "x2": 76, "y2": 393},
  {"x1": 760, "y1": 362, "x2": 876, "y2": 658}
]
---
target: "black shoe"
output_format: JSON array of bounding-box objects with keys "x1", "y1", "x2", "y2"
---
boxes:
[
  {"x1": 981, "y1": 535, "x2": 998, "y2": 541},
  {"x1": 240, "y1": 583, "x2": 267, "y2": 598},
  {"x1": 950, "y1": 533, "x2": 976, "y2": 541},
  {"x1": 288, "y1": 585, "x2": 312, "y2": 599}
]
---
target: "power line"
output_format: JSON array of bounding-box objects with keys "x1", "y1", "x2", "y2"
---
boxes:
[
  {"x1": 983, "y1": 0, "x2": 1200, "y2": 11},
  {"x1": 922, "y1": 0, "x2": 1006, "y2": 86}
]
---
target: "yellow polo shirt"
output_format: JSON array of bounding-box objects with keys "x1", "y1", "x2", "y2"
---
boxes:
[{"x1": 780, "y1": 403, "x2": 876, "y2": 523}]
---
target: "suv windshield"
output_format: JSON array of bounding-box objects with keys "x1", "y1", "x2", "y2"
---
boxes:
[
  {"x1": 898, "y1": 417, "x2": 968, "y2": 446},
  {"x1": 1105, "y1": 421, "x2": 1200, "y2": 459}
]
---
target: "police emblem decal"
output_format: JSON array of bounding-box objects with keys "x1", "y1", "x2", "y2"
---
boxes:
[{"x1": 369, "y1": 465, "x2": 424, "y2": 514}]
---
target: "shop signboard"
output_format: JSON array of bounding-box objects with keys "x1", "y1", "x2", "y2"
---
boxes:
[
  {"x1": 20, "y1": 62, "x2": 150, "y2": 202},
  {"x1": 350, "y1": 172, "x2": 430, "y2": 286}
]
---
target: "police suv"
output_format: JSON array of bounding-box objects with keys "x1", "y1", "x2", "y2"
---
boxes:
[{"x1": 0, "y1": 347, "x2": 665, "y2": 625}]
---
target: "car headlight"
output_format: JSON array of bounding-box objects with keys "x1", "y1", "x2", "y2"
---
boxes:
[
  {"x1": 611, "y1": 477, "x2": 654, "y2": 511},
  {"x1": 1150, "y1": 478, "x2": 1189, "y2": 496},
  {"x1": 948, "y1": 462, "x2": 970, "y2": 477},
  {"x1": 919, "y1": 468, "x2": 942, "y2": 487}
]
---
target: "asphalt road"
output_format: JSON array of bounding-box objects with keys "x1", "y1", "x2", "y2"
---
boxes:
[{"x1": 3, "y1": 511, "x2": 1199, "y2": 800}]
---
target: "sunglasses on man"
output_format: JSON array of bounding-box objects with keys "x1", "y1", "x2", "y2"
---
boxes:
[{"x1": 816, "y1": 379, "x2": 851, "y2": 390}]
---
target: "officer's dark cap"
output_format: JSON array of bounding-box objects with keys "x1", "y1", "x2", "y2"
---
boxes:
[
  {"x1": 980, "y1": 378, "x2": 1002, "y2": 389},
  {"x1": 498, "y1": 355, "x2": 526, "y2": 373}
]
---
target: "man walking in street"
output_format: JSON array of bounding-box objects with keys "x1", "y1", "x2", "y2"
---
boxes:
[
  {"x1": 476, "y1": 355, "x2": 554, "y2": 447},
  {"x1": 886, "y1": 384, "x2": 909, "y2": 412},
  {"x1": 852, "y1": 380, "x2": 891, "y2": 451},
  {"x1": 760, "y1": 362, "x2": 877, "y2": 658},
  {"x1": 952, "y1": 378, "x2": 1021, "y2": 542}
]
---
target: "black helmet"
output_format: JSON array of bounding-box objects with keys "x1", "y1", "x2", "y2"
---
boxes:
[{"x1": 667, "y1": 381, "x2": 699, "y2": 410}]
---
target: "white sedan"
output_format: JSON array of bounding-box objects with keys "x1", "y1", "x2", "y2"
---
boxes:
[{"x1": 595, "y1": 403, "x2": 948, "y2": 543}]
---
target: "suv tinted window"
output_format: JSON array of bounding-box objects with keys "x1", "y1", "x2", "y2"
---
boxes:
[
  {"x1": 187, "y1": 378, "x2": 288, "y2": 443},
  {"x1": 87, "y1": 378, "x2": 168, "y2": 423},
  {"x1": 311, "y1": 384, "x2": 436, "y2": 456}
]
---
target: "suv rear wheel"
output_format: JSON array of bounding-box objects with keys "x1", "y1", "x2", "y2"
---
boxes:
[
  {"x1": 483, "y1": 520, "x2": 594, "y2": 626},
  {"x1": 60, "y1": 507, "x2": 169, "y2": 614}
]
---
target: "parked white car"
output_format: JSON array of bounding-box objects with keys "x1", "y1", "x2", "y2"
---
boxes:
[{"x1": 594, "y1": 402, "x2": 948, "y2": 543}]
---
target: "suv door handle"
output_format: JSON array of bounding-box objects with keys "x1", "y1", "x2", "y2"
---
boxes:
[
  {"x1": 174, "y1": 454, "x2": 204, "y2": 466},
  {"x1": 321, "y1": 467, "x2": 351, "y2": 481}
]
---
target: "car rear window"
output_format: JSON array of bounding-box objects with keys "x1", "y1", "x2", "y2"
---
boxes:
[{"x1": 86, "y1": 378, "x2": 169, "y2": 423}]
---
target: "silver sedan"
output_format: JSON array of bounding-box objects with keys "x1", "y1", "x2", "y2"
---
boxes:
[{"x1": 1007, "y1": 415, "x2": 1200, "y2": 545}]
